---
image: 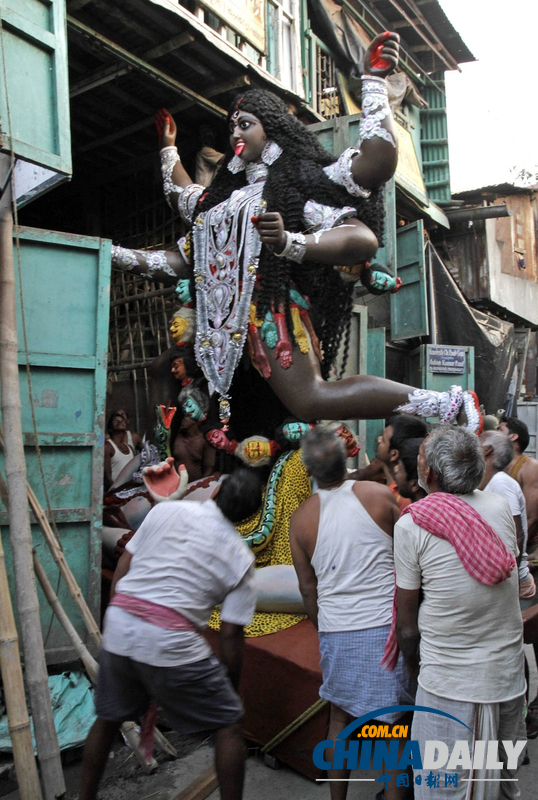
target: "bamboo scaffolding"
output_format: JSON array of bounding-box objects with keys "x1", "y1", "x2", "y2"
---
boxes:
[
  {"x1": 32, "y1": 551, "x2": 177, "y2": 765},
  {"x1": 0, "y1": 461, "x2": 176, "y2": 769},
  {"x1": 0, "y1": 494, "x2": 43, "y2": 798},
  {"x1": 0, "y1": 427, "x2": 101, "y2": 648},
  {"x1": 0, "y1": 207, "x2": 65, "y2": 800},
  {"x1": 32, "y1": 554, "x2": 99, "y2": 683}
]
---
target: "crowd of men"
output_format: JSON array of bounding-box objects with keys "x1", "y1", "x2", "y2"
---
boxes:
[{"x1": 81, "y1": 412, "x2": 538, "y2": 800}]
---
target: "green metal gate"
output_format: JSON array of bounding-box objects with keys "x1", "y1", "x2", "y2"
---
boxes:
[
  {"x1": 391, "y1": 220, "x2": 429, "y2": 341},
  {"x1": 0, "y1": 227, "x2": 111, "y2": 663}
]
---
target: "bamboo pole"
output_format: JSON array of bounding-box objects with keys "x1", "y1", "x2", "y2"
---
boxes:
[
  {"x1": 0, "y1": 433, "x2": 177, "y2": 764},
  {"x1": 0, "y1": 430, "x2": 102, "y2": 648},
  {"x1": 0, "y1": 509, "x2": 43, "y2": 797},
  {"x1": 32, "y1": 550, "x2": 170, "y2": 771},
  {"x1": 0, "y1": 208, "x2": 65, "y2": 799},
  {"x1": 32, "y1": 554, "x2": 99, "y2": 684},
  {"x1": 170, "y1": 765, "x2": 219, "y2": 800},
  {"x1": 260, "y1": 698, "x2": 327, "y2": 754},
  {"x1": 25, "y1": 480, "x2": 102, "y2": 645}
]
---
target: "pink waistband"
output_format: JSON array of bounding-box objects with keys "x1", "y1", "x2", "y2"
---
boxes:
[{"x1": 110, "y1": 592, "x2": 199, "y2": 632}]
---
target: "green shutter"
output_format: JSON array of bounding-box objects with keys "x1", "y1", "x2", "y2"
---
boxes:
[
  {"x1": 420, "y1": 72, "x2": 451, "y2": 204},
  {"x1": 366, "y1": 328, "x2": 386, "y2": 460},
  {"x1": 0, "y1": 0, "x2": 72, "y2": 176},
  {"x1": 390, "y1": 220, "x2": 429, "y2": 340}
]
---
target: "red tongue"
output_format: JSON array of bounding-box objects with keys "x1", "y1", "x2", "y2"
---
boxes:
[{"x1": 235, "y1": 142, "x2": 245, "y2": 156}]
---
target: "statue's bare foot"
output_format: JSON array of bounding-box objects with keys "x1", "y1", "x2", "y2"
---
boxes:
[
  {"x1": 143, "y1": 458, "x2": 188, "y2": 502},
  {"x1": 457, "y1": 390, "x2": 483, "y2": 434}
]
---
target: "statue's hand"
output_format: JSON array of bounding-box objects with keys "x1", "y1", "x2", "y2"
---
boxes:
[
  {"x1": 142, "y1": 457, "x2": 188, "y2": 502},
  {"x1": 155, "y1": 107, "x2": 177, "y2": 148},
  {"x1": 275, "y1": 339, "x2": 293, "y2": 369},
  {"x1": 260, "y1": 318, "x2": 278, "y2": 349},
  {"x1": 362, "y1": 32, "x2": 400, "y2": 78},
  {"x1": 255, "y1": 212, "x2": 286, "y2": 252}
]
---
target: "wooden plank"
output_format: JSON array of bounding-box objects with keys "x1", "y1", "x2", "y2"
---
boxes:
[
  {"x1": 67, "y1": 15, "x2": 227, "y2": 118},
  {"x1": 170, "y1": 766, "x2": 219, "y2": 800}
]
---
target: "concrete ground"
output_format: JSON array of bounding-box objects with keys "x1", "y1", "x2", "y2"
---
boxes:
[
  {"x1": 2, "y1": 646, "x2": 537, "y2": 799},
  {"x1": 170, "y1": 644, "x2": 538, "y2": 799}
]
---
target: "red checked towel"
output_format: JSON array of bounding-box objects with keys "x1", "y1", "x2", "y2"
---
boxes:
[{"x1": 381, "y1": 492, "x2": 516, "y2": 670}]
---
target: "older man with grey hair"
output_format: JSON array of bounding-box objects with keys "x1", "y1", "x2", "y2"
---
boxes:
[
  {"x1": 480, "y1": 430, "x2": 535, "y2": 604},
  {"x1": 291, "y1": 427, "x2": 413, "y2": 800},
  {"x1": 395, "y1": 426, "x2": 526, "y2": 798}
]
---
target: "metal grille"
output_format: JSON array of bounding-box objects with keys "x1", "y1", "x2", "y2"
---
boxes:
[
  {"x1": 103, "y1": 168, "x2": 182, "y2": 427},
  {"x1": 316, "y1": 46, "x2": 340, "y2": 119}
]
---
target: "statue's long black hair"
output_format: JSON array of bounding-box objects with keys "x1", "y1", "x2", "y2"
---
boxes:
[{"x1": 196, "y1": 89, "x2": 385, "y2": 378}]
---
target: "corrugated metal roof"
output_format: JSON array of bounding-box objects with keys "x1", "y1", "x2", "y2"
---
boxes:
[
  {"x1": 63, "y1": 0, "x2": 305, "y2": 185},
  {"x1": 454, "y1": 184, "x2": 537, "y2": 200},
  {"x1": 356, "y1": 0, "x2": 475, "y2": 72}
]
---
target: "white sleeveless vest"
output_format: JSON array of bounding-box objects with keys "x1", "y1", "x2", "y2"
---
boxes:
[{"x1": 311, "y1": 481, "x2": 395, "y2": 632}]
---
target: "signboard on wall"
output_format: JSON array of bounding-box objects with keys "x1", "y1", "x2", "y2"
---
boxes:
[
  {"x1": 395, "y1": 123, "x2": 428, "y2": 206},
  {"x1": 427, "y1": 346, "x2": 467, "y2": 374},
  {"x1": 200, "y1": 0, "x2": 266, "y2": 51}
]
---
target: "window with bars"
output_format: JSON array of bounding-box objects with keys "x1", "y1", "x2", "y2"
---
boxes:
[
  {"x1": 302, "y1": 25, "x2": 341, "y2": 119},
  {"x1": 316, "y1": 46, "x2": 340, "y2": 119},
  {"x1": 104, "y1": 171, "x2": 180, "y2": 416}
]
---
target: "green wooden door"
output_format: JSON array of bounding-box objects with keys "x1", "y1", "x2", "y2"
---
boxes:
[
  {"x1": 391, "y1": 220, "x2": 429, "y2": 340},
  {"x1": 0, "y1": 227, "x2": 111, "y2": 663},
  {"x1": 365, "y1": 328, "x2": 386, "y2": 461},
  {"x1": 1, "y1": 0, "x2": 72, "y2": 205},
  {"x1": 0, "y1": 0, "x2": 71, "y2": 172}
]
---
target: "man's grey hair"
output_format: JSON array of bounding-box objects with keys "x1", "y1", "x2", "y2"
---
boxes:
[
  {"x1": 481, "y1": 430, "x2": 514, "y2": 471},
  {"x1": 424, "y1": 425, "x2": 485, "y2": 495},
  {"x1": 301, "y1": 427, "x2": 347, "y2": 485}
]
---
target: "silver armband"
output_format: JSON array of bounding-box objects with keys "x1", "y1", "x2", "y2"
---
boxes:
[
  {"x1": 178, "y1": 183, "x2": 205, "y2": 225},
  {"x1": 111, "y1": 245, "x2": 142, "y2": 270},
  {"x1": 275, "y1": 231, "x2": 307, "y2": 263},
  {"x1": 358, "y1": 75, "x2": 396, "y2": 148},
  {"x1": 111, "y1": 245, "x2": 176, "y2": 279},
  {"x1": 160, "y1": 146, "x2": 182, "y2": 210},
  {"x1": 145, "y1": 251, "x2": 178, "y2": 279}
]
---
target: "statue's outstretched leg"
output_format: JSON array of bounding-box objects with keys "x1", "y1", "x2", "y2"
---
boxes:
[{"x1": 261, "y1": 338, "x2": 481, "y2": 430}]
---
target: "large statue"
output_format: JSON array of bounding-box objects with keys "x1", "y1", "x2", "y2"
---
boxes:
[{"x1": 111, "y1": 32, "x2": 482, "y2": 441}]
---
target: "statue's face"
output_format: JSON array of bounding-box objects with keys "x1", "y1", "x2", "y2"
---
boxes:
[
  {"x1": 170, "y1": 317, "x2": 189, "y2": 342},
  {"x1": 182, "y1": 397, "x2": 203, "y2": 421},
  {"x1": 283, "y1": 422, "x2": 309, "y2": 442},
  {"x1": 244, "y1": 440, "x2": 271, "y2": 461},
  {"x1": 207, "y1": 429, "x2": 226, "y2": 447},
  {"x1": 229, "y1": 111, "x2": 267, "y2": 163},
  {"x1": 335, "y1": 423, "x2": 360, "y2": 457},
  {"x1": 171, "y1": 358, "x2": 186, "y2": 381}
]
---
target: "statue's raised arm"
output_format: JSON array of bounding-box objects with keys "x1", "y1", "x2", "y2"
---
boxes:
[
  {"x1": 156, "y1": 107, "x2": 206, "y2": 222},
  {"x1": 350, "y1": 31, "x2": 400, "y2": 189}
]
